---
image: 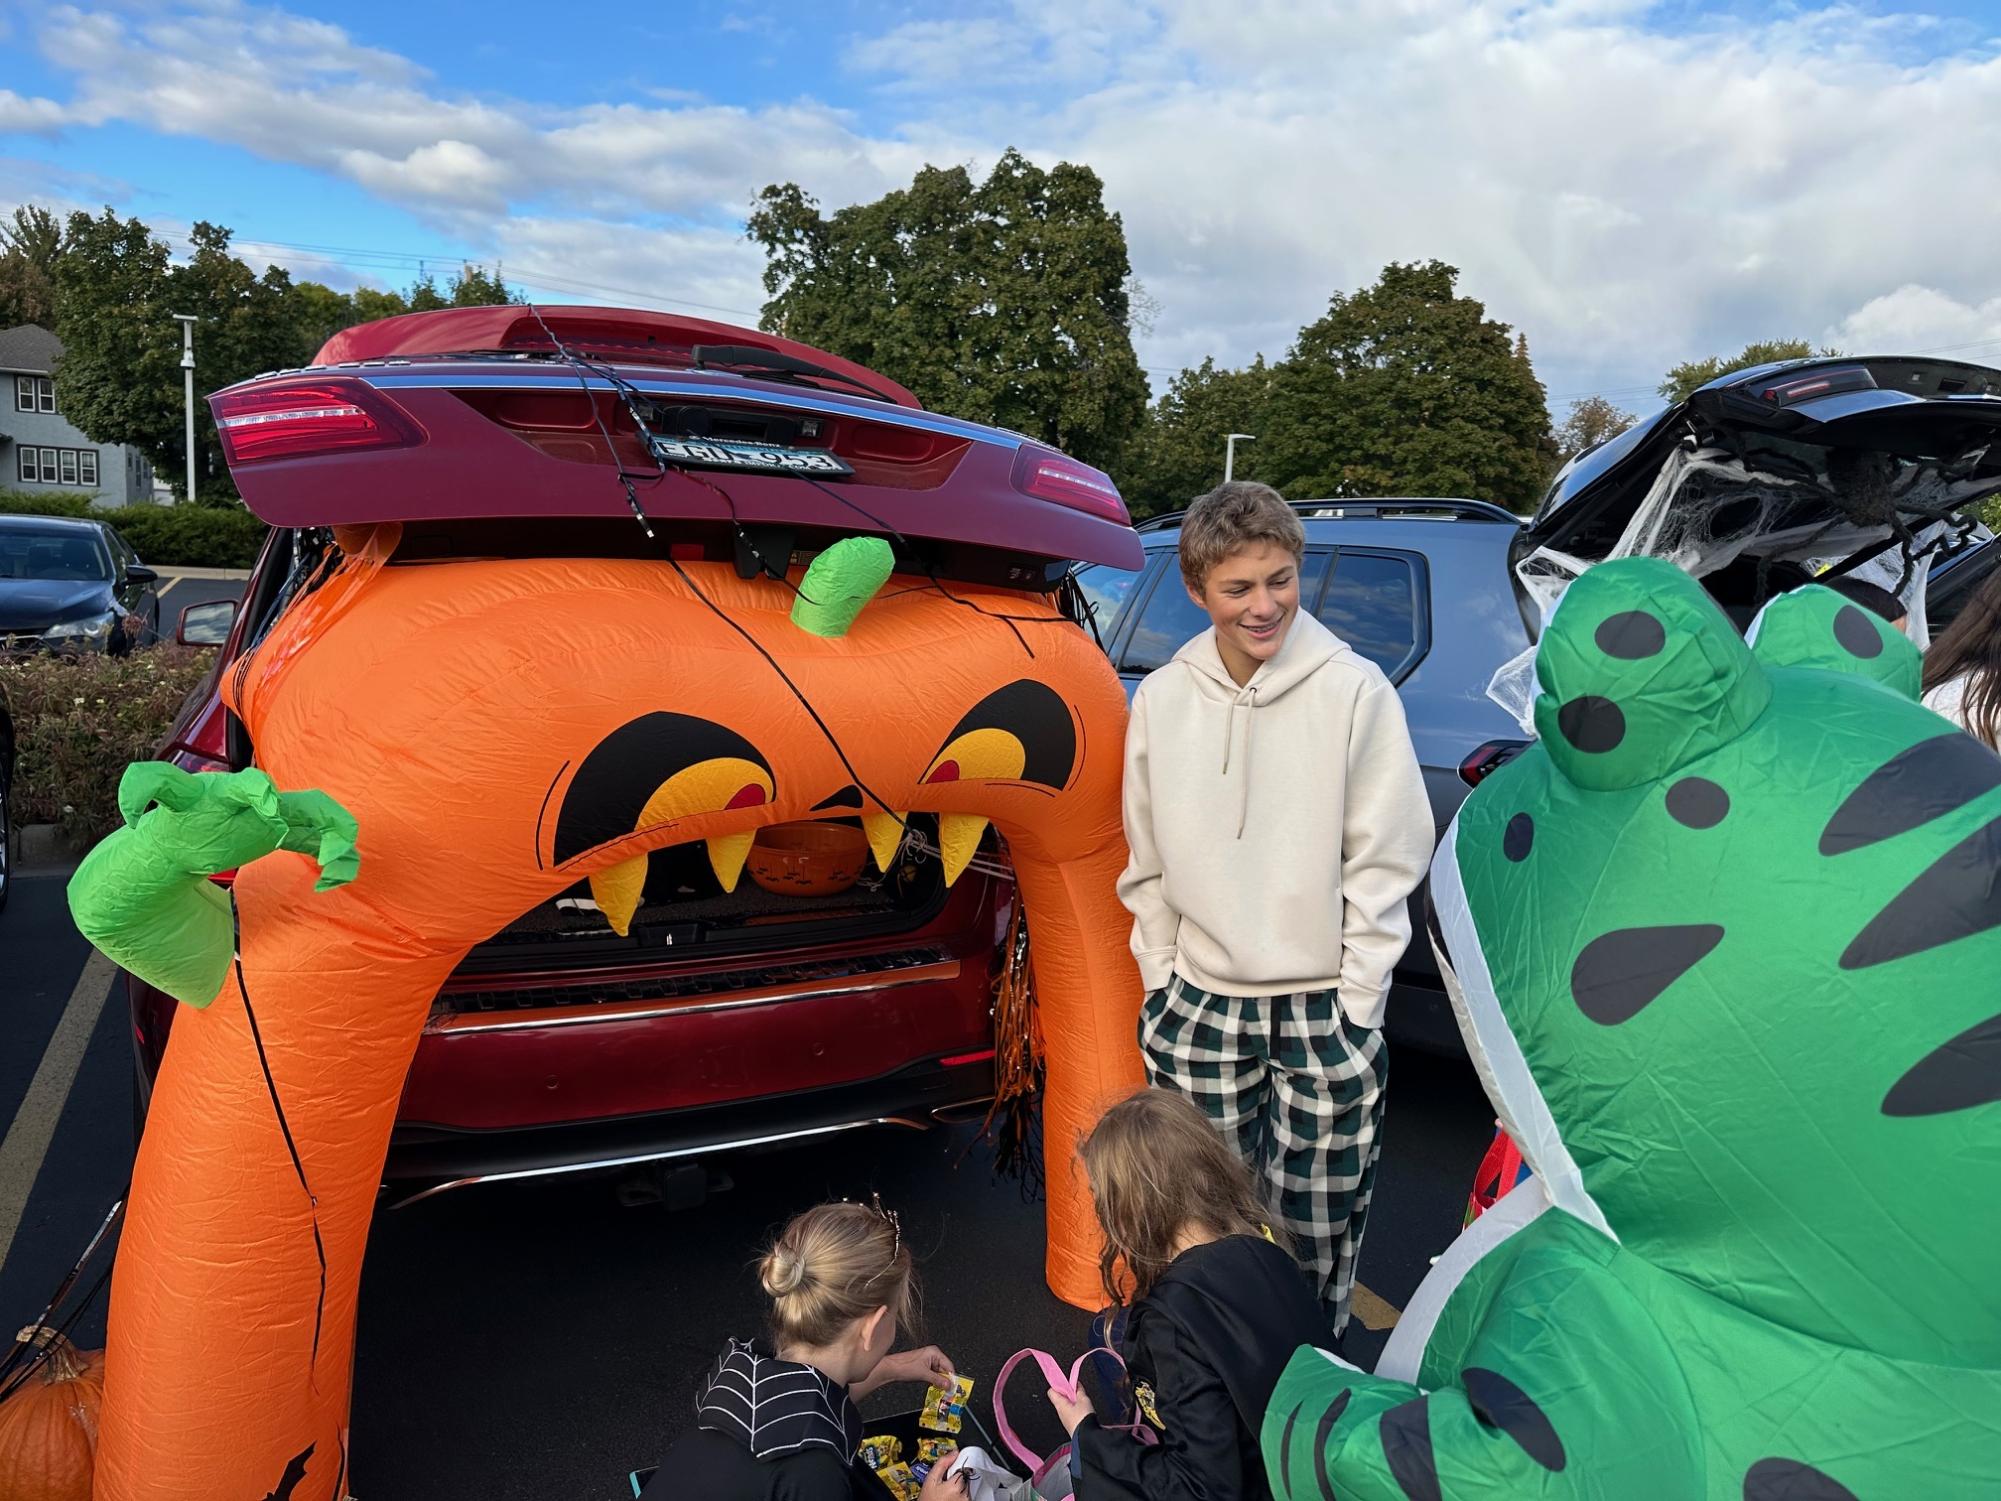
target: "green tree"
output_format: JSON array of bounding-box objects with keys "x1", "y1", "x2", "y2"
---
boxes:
[
  {"x1": 403, "y1": 264, "x2": 515, "y2": 313},
  {"x1": 0, "y1": 204, "x2": 64, "y2": 329},
  {"x1": 1658, "y1": 338, "x2": 1840, "y2": 404},
  {"x1": 55, "y1": 214, "x2": 317, "y2": 501},
  {"x1": 1260, "y1": 260, "x2": 1553, "y2": 512},
  {"x1": 1121, "y1": 357, "x2": 1276, "y2": 518},
  {"x1": 1554, "y1": 395, "x2": 1638, "y2": 462},
  {"x1": 747, "y1": 149, "x2": 1150, "y2": 472}
]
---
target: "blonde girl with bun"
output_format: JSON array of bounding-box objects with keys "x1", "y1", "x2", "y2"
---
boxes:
[{"x1": 644, "y1": 1197, "x2": 969, "y2": 1500}]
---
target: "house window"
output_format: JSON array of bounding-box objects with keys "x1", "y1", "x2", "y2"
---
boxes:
[
  {"x1": 58, "y1": 449, "x2": 78, "y2": 484},
  {"x1": 79, "y1": 450, "x2": 98, "y2": 487},
  {"x1": 13, "y1": 376, "x2": 31, "y2": 412},
  {"x1": 39, "y1": 447, "x2": 56, "y2": 480},
  {"x1": 37, "y1": 377, "x2": 54, "y2": 414},
  {"x1": 15, "y1": 446, "x2": 33, "y2": 483}
]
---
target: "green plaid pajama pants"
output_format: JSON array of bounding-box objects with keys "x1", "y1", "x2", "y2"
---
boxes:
[{"x1": 1139, "y1": 974, "x2": 1388, "y2": 1335}]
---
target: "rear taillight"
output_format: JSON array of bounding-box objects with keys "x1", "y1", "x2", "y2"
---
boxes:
[
  {"x1": 213, "y1": 377, "x2": 422, "y2": 465},
  {"x1": 1011, "y1": 447, "x2": 1130, "y2": 524},
  {"x1": 1754, "y1": 366, "x2": 1876, "y2": 407},
  {"x1": 1460, "y1": 739, "x2": 1530, "y2": 787}
]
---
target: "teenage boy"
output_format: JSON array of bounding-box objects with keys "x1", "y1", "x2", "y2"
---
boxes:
[{"x1": 1117, "y1": 481, "x2": 1432, "y2": 1333}]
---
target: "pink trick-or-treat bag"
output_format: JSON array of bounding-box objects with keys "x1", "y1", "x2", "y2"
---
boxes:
[{"x1": 993, "y1": 1345, "x2": 1159, "y2": 1497}]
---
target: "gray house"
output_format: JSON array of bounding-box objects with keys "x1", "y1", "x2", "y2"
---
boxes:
[{"x1": 0, "y1": 325, "x2": 156, "y2": 507}]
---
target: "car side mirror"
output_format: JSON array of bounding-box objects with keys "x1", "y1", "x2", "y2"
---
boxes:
[
  {"x1": 126, "y1": 564, "x2": 159, "y2": 585},
  {"x1": 177, "y1": 599, "x2": 236, "y2": 647}
]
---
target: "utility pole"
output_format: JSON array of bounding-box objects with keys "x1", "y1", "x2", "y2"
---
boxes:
[
  {"x1": 1224, "y1": 432, "x2": 1256, "y2": 483},
  {"x1": 172, "y1": 314, "x2": 197, "y2": 505}
]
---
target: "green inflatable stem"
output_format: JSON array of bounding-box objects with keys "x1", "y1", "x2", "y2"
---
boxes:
[
  {"x1": 67, "y1": 765, "x2": 359, "y2": 1008},
  {"x1": 790, "y1": 536, "x2": 895, "y2": 638}
]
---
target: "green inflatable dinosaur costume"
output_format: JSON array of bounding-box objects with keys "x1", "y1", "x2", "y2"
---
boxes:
[{"x1": 1265, "y1": 560, "x2": 2001, "y2": 1499}]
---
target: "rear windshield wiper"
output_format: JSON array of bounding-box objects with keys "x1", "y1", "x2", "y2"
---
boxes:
[{"x1": 692, "y1": 344, "x2": 901, "y2": 406}]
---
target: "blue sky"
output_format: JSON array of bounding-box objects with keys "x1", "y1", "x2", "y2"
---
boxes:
[{"x1": 5, "y1": 0, "x2": 2001, "y2": 412}]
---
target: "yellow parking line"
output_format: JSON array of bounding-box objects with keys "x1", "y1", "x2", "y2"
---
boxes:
[
  {"x1": 0, "y1": 950, "x2": 117, "y2": 1273},
  {"x1": 1350, "y1": 1281, "x2": 1401, "y2": 1331}
]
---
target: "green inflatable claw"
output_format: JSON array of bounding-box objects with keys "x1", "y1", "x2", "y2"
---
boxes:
[
  {"x1": 789, "y1": 536, "x2": 895, "y2": 638},
  {"x1": 67, "y1": 765, "x2": 359, "y2": 1007}
]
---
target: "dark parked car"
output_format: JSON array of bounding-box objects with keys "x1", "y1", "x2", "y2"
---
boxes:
[
  {"x1": 134, "y1": 303, "x2": 1142, "y2": 1204},
  {"x1": 1073, "y1": 498, "x2": 1534, "y2": 1053},
  {"x1": 0, "y1": 513, "x2": 160, "y2": 655}
]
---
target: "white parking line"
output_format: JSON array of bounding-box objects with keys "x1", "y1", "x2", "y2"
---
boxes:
[
  {"x1": 0, "y1": 950, "x2": 116, "y2": 1273},
  {"x1": 153, "y1": 576, "x2": 180, "y2": 602}
]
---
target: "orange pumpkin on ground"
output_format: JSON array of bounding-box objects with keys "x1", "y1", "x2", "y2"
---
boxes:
[{"x1": 0, "y1": 1326, "x2": 104, "y2": 1501}]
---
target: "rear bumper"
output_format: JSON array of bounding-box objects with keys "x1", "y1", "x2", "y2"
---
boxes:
[{"x1": 382, "y1": 1052, "x2": 995, "y2": 1205}]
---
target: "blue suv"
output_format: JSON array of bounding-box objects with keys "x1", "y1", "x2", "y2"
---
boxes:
[{"x1": 1071, "y1": 498, "x2": 1533, "y2": 1054}]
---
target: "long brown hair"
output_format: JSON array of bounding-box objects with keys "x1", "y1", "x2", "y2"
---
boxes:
[
  {"x1": 1923, "y1": 567, "x2": 2001, "y2": 749},
  {"x1": 757, "y1": 1200, "x2": 918, "y2": 1349},
  {"x1": 1080, "y1": 1087, "x2": 1290, "y2": 1306}
]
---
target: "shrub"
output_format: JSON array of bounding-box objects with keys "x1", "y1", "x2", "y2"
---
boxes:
[
  {"x1": 0, "y1": 489, "x2": 269, "y2": 569},
  {"x1": 0, "y1": 645, "x2": 218, "y2": 843}
]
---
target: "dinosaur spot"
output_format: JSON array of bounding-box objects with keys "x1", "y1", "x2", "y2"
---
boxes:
[
  {"x1": 1311, "y1": 1389, "x2": 1350, "y2": 1501},
  {"x1": 1820, "y1": 734, "x2": 2001, "y2": 855},
  {"x1": 1883, "y1": 1012, "x2": 2001, "y2": 1117},
  {"x1": 1380, "y1": 1395, "x2": 1440, "y2": 1501},
  {"x1": 1595, "y1": 610, "x2": 1666, "y2": 660},
  {"x1": 1743, "y1": 1456, "x2": 1859, "y2": 1500},
  {"x1": 1841, "y1": 812, "x2": 2001, "y2": 969},
  {"x1": 1833, "y1": 605, "x2": 1883, "y2": 659},
  {"x1": 1278, "y1": 1403, "x2": 1300, "y2": 1498},
  {"x1": 1571, "y1": 925, "x2": 1724, "y2": 1025},
  {"x1": 1503, "y1": 813, "x2": 1534, "y2": 862},
  {"x1": 1666, "y1": 778, "x2": 1730, "y2": 830},
  {"x1": 1557, "y1": 696, "x2": 1626, "y2": 754},
  {"x1": 1462, "y1": 1367, "x2": 1566, "y2": 1472}
]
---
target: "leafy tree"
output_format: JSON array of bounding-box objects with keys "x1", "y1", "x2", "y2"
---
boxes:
[
  {"x1": 1659, "y1": 338, "x2": 1840, "y2": 404},
  {"x1": 55, "y1": 215, "x2": 315, "y2": 501},
  {"x1": 404, "y1": 264, "x2": 516, "y2": 313},
  {"x1": 747, "y1": 149, "x2": 1149, "y2": 472},
  {"x1": 0, "y1": 205, "x2": 63, "y2": 329},
  {"x1": 1260, "y1": 260, "x2": 1552, "y2": 512},
  {"x1": 1554, "y1": 395, "x2": 1638, "y2": 462},
  {"x1": 1121, "y1": 357, "x2": 1276, "y2": 518}
]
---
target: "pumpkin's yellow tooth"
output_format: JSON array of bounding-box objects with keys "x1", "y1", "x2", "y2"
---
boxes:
[
  {"x1": 937, "y1": 813, "x2": 989, "y2": 887},
  {"x1": 706, "y1": 831, "x2": 755, "y2": 893},
  {"x1": 862, "y1": 812, "x2": 906, "y2": 872},
  {"x1": 590, "y1": 855, "x2": 648, "y2": 937}
]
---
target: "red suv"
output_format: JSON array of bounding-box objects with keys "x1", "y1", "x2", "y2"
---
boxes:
[{"x1": 133, "y1": 304, "x2": 1141, "y2": 1204}]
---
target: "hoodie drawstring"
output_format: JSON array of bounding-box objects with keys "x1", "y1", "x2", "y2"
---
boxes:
[{"x1": 1222, "y1": 684, "x2": 1259, "y2": 838}]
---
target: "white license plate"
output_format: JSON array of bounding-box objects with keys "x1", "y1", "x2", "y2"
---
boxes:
[{"x1": 650, "y1": 436, "x2": 854, "y2": 477}]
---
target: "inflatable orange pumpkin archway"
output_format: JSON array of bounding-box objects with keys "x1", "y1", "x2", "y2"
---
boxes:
[{"x1": 76, "y1": 531, "x2": 1142, "y2": 1500}]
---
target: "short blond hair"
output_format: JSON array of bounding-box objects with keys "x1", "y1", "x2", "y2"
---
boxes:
[
  {"x1": 758, "y1": 1200, "x2": 919, "y2": 1348},
  {"x1": 1178, "y1": 481, "x2": 1304, "y2": 592}
]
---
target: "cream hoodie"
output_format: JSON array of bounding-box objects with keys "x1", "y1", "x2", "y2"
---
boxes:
[{"x1": 1117, "y1": 609, "x2": 1433, "y2": 1029}]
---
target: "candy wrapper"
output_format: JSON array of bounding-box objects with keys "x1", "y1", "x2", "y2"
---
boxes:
[
  {"x1": 859, "y1": 1434, "x2": 902, "y2": 1472},
  {"x1": 918, "y1": 1374, "x2": 974, "y2": 1434},
  {"x1": 873, "y1": 1460, "x2": 921, "y2": 1499},
  {"x1": 913, "y1": 1436, "x2": 955, "y2": 1481}
]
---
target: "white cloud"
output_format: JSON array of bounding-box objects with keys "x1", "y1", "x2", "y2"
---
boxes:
[
  {"x1": 1827, "y1": 285, "x2": 2001, "y2": 360},
  {"x1": 12, "y1": 0, "x2": 2001, "y2": 408}
]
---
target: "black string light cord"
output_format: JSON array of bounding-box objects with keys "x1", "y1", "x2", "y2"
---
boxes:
[{"x1": 230, "y1": 896, "x2": 330, "y2": 1379}]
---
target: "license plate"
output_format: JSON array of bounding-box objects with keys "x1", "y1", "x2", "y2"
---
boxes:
[{"x1": 649, "y1": 436, "x2": 853, "y2": 477}]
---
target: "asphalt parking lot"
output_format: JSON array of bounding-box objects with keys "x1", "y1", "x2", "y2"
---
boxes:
[{"x1": 1, "y1": 827, "x2": 1493, "y2": 1499}]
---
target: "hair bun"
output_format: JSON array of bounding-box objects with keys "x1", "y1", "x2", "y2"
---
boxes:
[{"x1": 761, "y1": 1246, "x2": 807, "y2": 1298}]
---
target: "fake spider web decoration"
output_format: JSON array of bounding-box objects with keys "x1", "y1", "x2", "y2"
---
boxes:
[{"x1": 1489, "y1": 441, "x2": 1997, "y2": 733}]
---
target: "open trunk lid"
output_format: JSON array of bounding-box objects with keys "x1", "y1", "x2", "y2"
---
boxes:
[{"x1": 1517, "y1": 355, "x2": 2001, "y2": 632}]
